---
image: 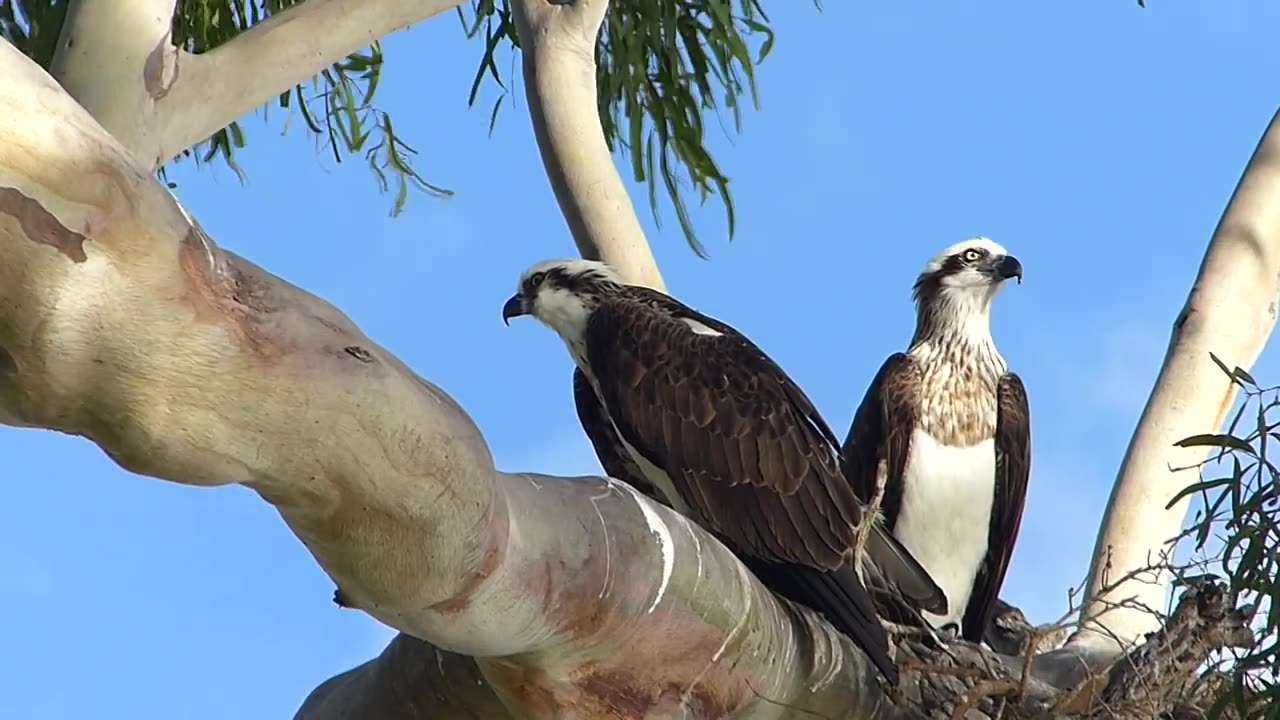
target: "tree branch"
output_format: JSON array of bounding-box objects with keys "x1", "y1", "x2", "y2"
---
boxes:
[
  {"x1": 294, "y1": 636, "x2": 516, "y2": 720},
  {"x1": 156, "y1": 0, "x2": 467, "y2": 166},
  {"x1": 299, "y1": 584, "x2": 1251, "y2": 719},
  {"x1": 48, "y1": 0, "x2": 181, "y2": 165},
  {"x1": 512, "y1": 0, "x2": 666, "y2": 290},
  {"x1": 48, "y1": 0, "x2": 466, "y2": 169},
  {"x1": 0, "y1": 40, "x2": 890, "y2": 719},
  {"x1": 1070, "y1": 107, "x2": 1280, "y2": 661}
]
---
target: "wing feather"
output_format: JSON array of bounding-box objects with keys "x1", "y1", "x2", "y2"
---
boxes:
[
  {"x1": 587, "y1": 289, "x2": 861, "y2": 569},
  {"x1": 961, "y1": 372, "x2": 1032, "y2": 642}
]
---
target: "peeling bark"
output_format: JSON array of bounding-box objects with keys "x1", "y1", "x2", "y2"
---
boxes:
[
  {"x1": 0, "y1": 186, "x2": 89, "y2": 261},
  {"x1": 49, "y1": 0, "x2": 180, "y2": 165},
  {"x1": 1070, "y1": 108, "x2": 1280, "y2": 662}
]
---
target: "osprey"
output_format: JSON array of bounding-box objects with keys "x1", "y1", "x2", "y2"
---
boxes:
[
  {"x1": 503, "y1": 259, "x2": 946, "y2": 684},
  {"x1": 841, "y1": 237, "x2": 1031, "y2": 643}
]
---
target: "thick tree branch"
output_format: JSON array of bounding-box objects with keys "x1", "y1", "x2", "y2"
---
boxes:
[
  {"x1": 1071, "y1": 107, "x2": 1280, "y2": 661},
  {"x1": 299, "y1": 585, "x2": 1250, "y2": 719},
  {"x1": 294, "y1": 636, "x2": 516, "y2": 720},
  {"x1": 513, "y1": 0, "x2": 666, "y2": 290},
  {"x1": 0, "y1": 40, "x2": 891, "y2": 719},
  {"x1": 48, "y1": 0, "x2": 465, "y2": 168}
]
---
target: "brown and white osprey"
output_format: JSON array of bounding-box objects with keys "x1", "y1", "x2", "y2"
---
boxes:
[
  {"x1": 841, "y1": 237, "x2": 1031, "y2": 644},
  {"x1": 503, "y1": 258, "x2": 946, "y2": 685}
]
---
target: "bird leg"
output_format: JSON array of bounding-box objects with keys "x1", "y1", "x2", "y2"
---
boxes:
[{"x1": 851, "y1": 460, "x2": 888, "y2": 583}]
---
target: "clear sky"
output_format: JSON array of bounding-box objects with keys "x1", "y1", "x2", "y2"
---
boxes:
[{"x1": 4, "y1": 2, "x2": 1280, "y2": 718}]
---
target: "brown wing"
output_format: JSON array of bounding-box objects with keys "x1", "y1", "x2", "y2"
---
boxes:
[
  {"x1": 572, "y1": 367, "x2": 670, "y2": 509},
  {"x1": 841, "y1": 354, "x2": 948, "y2": 615},
  {"x1": 586, "y1": 287, "x2": 862, "y2": 569},
  {"x1": 841, "y1": 354, "x2": 918, "y2": 528},
  {"x1": 584, "y1": 287, "x2": 900, "y2": 683},
  {"x1": 961, "y1": 372, "x2": 1031, "y2": 642}
]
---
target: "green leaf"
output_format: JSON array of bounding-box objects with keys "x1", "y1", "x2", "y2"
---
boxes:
[
  {"x1": 1175, "y1": 433, "x2": 1257, "y2": 455},
  {"x1": 1167, "y1": 476, "x2": 1235, "y2": 509}
]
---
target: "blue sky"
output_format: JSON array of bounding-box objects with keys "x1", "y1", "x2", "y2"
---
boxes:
[{"x1": 4, "y1": 1, "x2": 1280, "y2": 717}]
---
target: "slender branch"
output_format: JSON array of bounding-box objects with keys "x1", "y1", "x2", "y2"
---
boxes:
[
  {"x1": 1070, "y1": 107, "x2": 1280, "y2": 660},
  {"x1": 512, "y1": 0, "x2": 666, "y2": 290},
  {"x1": 0, "y1": 41, "x2": 887, "y2": 719},
  {"x1": 48, "y1": 0, "x2": 181, "y2": 165},
  {"x1": 156, "y1": 0, "x2": 467, "y2": 166}
]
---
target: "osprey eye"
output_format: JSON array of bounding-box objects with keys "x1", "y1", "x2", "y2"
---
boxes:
[
  {"x1": 529, "y1": 272, "x2": 546, "y2": 286},
  {"x1": 962, "y1": 249, "x2": 983, "y2": 262}
]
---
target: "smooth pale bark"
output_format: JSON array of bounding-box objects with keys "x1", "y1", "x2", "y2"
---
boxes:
[
  {"x1": 49, "y1": 0, "x2": 180, "y2": 167},
  {"x1": 0, "y1": 39, "x2": 892, "y2": 719},
  {"x1": 1069, "y1": 109, "x2": 1280, "y2": 661},
  {"x1": 512, "y1": 0, "x2": 666, "y2": 291},
  {"x1": 296, "y1": 584, "x2": 1253, "y2": 720},
  {"x1": 49, "y1": 0, "x2": 466, "y2": 167}
]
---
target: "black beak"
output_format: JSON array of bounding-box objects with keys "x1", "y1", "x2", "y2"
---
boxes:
[
  {"x1": 502, "y1": 293, "x2": 527, "y2": 326},
  {"x1": 994, "y1": 254, "x2": 1023, "y2": 284}
]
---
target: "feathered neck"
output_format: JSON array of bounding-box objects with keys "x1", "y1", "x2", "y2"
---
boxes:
[{"x1": 908, "y1": 293, "x2": 1005, "y2": 378}]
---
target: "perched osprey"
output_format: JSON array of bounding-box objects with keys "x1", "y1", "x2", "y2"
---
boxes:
[
  {"x1": 841, "y1": 237, "x2": 1031, "y2": 643},
  {"x1": 503, "y1": 259, "x2": 946, "y2": 684}
]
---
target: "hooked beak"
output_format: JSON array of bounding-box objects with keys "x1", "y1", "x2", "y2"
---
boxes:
[
  {"x1": 502, "y1": 293, "x2": 528, "y2": 326},
  {"x1": 993, "y1": 254, "x2": 1023, "y2": 284}
]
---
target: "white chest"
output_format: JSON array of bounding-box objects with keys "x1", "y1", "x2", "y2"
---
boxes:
[
  {"x1": 574, "y1": 359, "x2": 693, "y2": 517},
  {"x1": 892, "y1": 428, "x2": 996, "y2": 628}
]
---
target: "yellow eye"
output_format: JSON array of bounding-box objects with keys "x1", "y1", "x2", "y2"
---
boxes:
[
  {"x1": 529, "y1": 272, "x2": 546, "y2": 286},
  {"x1": 962, "y1": 249, "x2": 983, "y2": 262}
]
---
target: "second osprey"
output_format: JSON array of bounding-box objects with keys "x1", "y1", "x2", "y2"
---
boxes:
[
  {"x1": 842, "y1": 237, "x2": 1031, "y2": 644},
  {"x1": 502, "y1": 259, "x2": 946, "y2": 685}
]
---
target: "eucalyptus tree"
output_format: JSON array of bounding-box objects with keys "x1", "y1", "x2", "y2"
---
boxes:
[{"x1": 0, "y1": 1, "x2": 1276, "y2": 717}]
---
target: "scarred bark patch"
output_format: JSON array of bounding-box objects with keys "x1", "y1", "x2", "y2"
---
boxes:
[
  {"x1": 574, "y1": 671, "x2": 652, "y2": 717},
  {"x1": 572, "y1": 671, "x2": 732, "y2": 719},
  {"x1": 344, "y1": 345, "x2": 375, "y2": 363},
  {"x1": 0, "y1": 346, "x2": 15, "y2": 374},
  {"x1": 0, "y1": 187, "x2": 88, "y2": 262},
  {"x1": 178, "y1": 224, "x2": 287, "y2": 360},
  {"x1": 144, "y1": 35, "x2": 179, "y2": 101}
]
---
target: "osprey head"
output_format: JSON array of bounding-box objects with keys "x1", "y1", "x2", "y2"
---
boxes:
[
  {"x1": 502, "y1": 259, "x2": 624, "y2": 338},
  {"x1": 912, "y1": 236, "x2": 1022, "y2": 309}
]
